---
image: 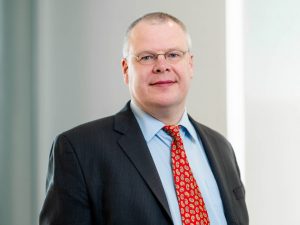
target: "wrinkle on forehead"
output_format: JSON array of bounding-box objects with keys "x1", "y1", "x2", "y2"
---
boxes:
[
  {"x1": 130, "y1": 21, "x2": 185, "y2": 41},
  {"x1": 130, "y1": 20, "x2": 183, "y2": 37},
  {"x1": 126, "y1": 20, "x2": 190, "y2": 57}
]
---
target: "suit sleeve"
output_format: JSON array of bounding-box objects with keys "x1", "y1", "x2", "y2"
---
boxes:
[{"x1": 39, "y1": 135, "x2": 92, "y2": 225}]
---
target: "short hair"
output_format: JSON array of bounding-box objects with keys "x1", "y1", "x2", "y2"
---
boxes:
[{"x1": 122, "y1": 12, "x2": 192, "y2": 58}]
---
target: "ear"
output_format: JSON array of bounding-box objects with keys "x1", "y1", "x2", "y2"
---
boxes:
[
  {"x1": 121, "y1": 58, "x2": 129, "y2": 84},
  {"x1": 188, "y1": 54, "x2": 194, "y2": 78}
]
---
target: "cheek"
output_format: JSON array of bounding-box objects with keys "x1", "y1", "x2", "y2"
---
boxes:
[
  {"x1": 180, "y1": 69, "x2": 193, "y2": 91},
  {"x1": 178, "y1": 66, "x2": 193, "y2": 82},
  {"x1": 127, "y1": 71, "x2": 141, "y2": 91},
  {"x1": 129, "y1": 68, "x2": 148, "y2": 85},
  {"x1": 185, "y1": 64, "x2": 194, "y2": 81},
  {"x1": 127, "y1": 67, "x2": 136, "y2": 84}
]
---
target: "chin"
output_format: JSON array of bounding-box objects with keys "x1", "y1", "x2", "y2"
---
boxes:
[{"x1": 151, "y1": 99, "x2": 181, "y2": 109}]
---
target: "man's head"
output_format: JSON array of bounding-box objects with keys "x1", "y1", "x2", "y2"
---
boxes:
[
  {"x1": 122, "y1": 12, "x2": 192, "y2": 58},
  {"x1": 121, "y1": 12, "x2": 194, "y2": 122}
]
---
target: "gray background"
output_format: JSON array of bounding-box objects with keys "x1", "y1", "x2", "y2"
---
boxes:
[{"x1": 1, "y1": 0, "x2": 299, "y2": 225}]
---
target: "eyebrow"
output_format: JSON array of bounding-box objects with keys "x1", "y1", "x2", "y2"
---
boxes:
[{"x1": 134, "y1": 48, "x2": 186, "y2": 55}]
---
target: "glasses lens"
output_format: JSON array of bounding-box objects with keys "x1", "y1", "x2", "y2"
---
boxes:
[
  {"x1": 135, "y1": 50, "x2": 187, "y2": 65},
  {"x1": 137, "y1": 53, "x2": 155, "y2": 64},
  {"x1": 165, "y1": 51, "x2": 185, "y2": 63}
]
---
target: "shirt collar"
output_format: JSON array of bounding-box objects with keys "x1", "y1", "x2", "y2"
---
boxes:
[
  {"x1": 179, "y1": 111, "x2": 198, "y2": 142},
  {"x1": 130, "y1": 101, "x2": 197, "y2": 143}
]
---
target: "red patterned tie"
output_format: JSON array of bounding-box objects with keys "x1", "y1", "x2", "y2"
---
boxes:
[{"x1": 163, "y1": 125, "x2": 210, "y2": 225}]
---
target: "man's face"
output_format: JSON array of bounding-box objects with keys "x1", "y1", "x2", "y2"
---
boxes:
[{"x1": 122, "y1": 20, "x2": 194, "y2": 113}]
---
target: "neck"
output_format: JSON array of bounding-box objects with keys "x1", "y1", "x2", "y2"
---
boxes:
[{"x1": 133, "y1": 100, "x2": 185, "y2": 125}]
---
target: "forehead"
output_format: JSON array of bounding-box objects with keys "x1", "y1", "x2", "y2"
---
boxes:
[{"x1": 128, "y1": 20, "x2": 188, "y2": 52}]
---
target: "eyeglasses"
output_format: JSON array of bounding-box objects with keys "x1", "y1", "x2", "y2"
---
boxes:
[{"x1": 129, "y1": 50, "x2": 189, "y2": 65}]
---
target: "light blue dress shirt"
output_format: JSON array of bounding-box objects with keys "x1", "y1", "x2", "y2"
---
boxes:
[{"x1": 130, "y1": 101, "x2": 227, "y2": 225}]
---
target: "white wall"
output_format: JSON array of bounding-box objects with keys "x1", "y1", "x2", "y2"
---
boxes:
[{"x1": 244, "y1": 0, "x2": 300, "y2": 224}]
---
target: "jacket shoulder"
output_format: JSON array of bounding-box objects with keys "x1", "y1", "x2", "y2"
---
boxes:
[{"x1": 62, "y1": 115, "x2": 114, "y2": 137}]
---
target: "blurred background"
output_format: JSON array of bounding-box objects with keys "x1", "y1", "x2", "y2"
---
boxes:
[{"x1": 1, "y1": 0, "x2": 299, "y2": 224}]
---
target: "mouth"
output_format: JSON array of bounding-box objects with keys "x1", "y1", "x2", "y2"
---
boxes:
[{"x1": 150, "y1": 80, "x2": 176, "y2": 86}]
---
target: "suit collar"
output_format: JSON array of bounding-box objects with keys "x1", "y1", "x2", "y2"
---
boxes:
[{"x1": 113, "y1": 102, "x2": 172, "y2": 221}]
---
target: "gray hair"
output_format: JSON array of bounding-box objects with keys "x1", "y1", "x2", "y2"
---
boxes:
[{"x1": 122, "y1": 12, "x2": 192, "y2": 58}]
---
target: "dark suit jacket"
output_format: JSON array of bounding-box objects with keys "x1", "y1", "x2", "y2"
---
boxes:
[{"x1": 39, "y1": 102, "x2": 248, "y2": 225}]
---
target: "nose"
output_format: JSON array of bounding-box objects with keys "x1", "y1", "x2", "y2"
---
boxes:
[{"x1": 152, "y1": 55, "x2": 171, "y2": 73}]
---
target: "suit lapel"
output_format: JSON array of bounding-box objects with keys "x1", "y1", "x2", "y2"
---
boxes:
[
  {"x1": 189, "y1": 116, "x2": 238, "y2": 224},
  {"x1": 114, "y1": 103, "x2": 172, "y2": 221}
]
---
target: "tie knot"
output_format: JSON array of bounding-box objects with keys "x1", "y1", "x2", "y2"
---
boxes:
[{"x1": 163, "y1": 125, "x2": 180, "y2": 138}]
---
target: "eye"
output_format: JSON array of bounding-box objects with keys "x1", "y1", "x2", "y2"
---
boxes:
[
  {"x1": 166, "y1": 51, "x2": 183, "y2": 59},
  {"x1": 138, "y1": 54, "x2": 155, "y2": 62}
]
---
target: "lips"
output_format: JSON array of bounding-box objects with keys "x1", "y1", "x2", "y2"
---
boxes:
[{"x1": 150, "y1": 80, "x2": 176, "y2": 86}]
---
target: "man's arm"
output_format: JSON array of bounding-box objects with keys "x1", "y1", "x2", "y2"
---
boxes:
[{"x1": 39, "y1": 135, "x2": 92, "y2": 225}]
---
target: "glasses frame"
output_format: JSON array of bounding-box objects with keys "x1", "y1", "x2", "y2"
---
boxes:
[{"x1": 128, "y1": 49, "x2": 189, "y2": 65}]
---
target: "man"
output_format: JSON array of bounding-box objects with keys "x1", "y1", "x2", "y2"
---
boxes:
[{"x1": 40, "y1": 12, "x2": 248, "y2": 225}]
